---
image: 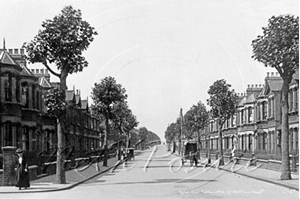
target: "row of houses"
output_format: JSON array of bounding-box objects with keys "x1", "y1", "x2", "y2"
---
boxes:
[
  {"x1": 197, "y1": 71, "x2": 299, "y2": 160},
  {"x1": 0, "y1": 47, "x2": 103, "y2": 159}
]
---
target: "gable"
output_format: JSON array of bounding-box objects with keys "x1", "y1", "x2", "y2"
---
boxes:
[{"x1": 0, "y1": 51, "x2": 22, "y2": 71}]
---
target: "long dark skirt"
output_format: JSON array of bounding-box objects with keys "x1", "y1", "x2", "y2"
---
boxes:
[{"x1": 15, "y1": 165, "x2": 30, "y2": 188}]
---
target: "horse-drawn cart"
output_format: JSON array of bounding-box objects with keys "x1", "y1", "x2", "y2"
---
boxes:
[{"x1": 181, "y1": 141, "x2": 198, "y2": 166}]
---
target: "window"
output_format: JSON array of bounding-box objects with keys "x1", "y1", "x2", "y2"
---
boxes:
[
  {"x1": 241, "y1": 109, "x2": 244, "y2": 124},
  {"x1": 32, "y1": 85, "x2": 36, "y2": 109},
  {"x1": 248, "y1": 107, "x2": 253, "y2": 123},
  {"x1": 296, "y1": 89, "x2": 298, "y2": 111},
  {"x1": 36, "y1": 91, "x2": 40, "y2": 110},
  {"x1": 4, "y1": 124, "x2": 13, "y2": 146},
  {"x1": 22, "y1": 83, "x2": 29, "y2": 108},
  {"x1": 22, "y1": 128, "x2": 29, "y2": 150},
  {"x1": 4, "y1": 74, "x2": 12, "y2": 101},
  {"x1": 256, "y1": 105, "x2": 260, "y2": 120},
  {"x1": 232, "y1": 114, "x2": 236, "y2": 127},
  {"x1": 36, "y1": 69, "x2": 39, "y2": 73},
  {"x1": 262, "y1": 102, "x2": 267, "y2": 120},
  {"x1": 289, "y1": 90, "x2": 293, "y2": 112},
  {"x1": 16, "y1": 78, "x2": 20, "y2": 102},
  {"x1": 262, "y1": 133, "x2": 267, "y2": 150}
]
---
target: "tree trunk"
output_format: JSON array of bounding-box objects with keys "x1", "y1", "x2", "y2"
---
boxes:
[
  {"x1": 55, "y1": 70, "x2": 68, "y2": 184},
  {"x1": 218, "y1": 123, "x2": 224, "y2": 166},
  {"x1": 207, "y1": 135, "x2": 211, "y2": 164},
  {"x1": 280, "y1": 78, "x2": 291, "y2": 180},
  {"x1": 103, "y1": 110, "x2": 110, "y2": 166},
  {"x1": 197, "y1": 130, "x2": 201, "y2": 159},
  {"x1": 55, "y1": 118, "x2": 66, "y2": 184}
]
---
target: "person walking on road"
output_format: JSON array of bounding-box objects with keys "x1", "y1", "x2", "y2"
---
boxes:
[{"x1": 15, "y1": 148, "x2": 30, "y2": 190}]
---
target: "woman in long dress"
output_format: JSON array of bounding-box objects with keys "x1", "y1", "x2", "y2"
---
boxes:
[{"x1": 15, "y1": 148, "x2": 30, "y2": 190}]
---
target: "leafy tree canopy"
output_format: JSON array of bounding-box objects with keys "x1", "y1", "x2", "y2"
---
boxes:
[
  {"x1": 207, "y1": 79, "x2": 238, "y2": 125},
  {"x1": 91, "y1": 76, "x2": 127, "y2": 117},
  {"x1": 24, "y1": 5, "x2": 98, "y2": 77},
  {"x1": 111, "y1": 101, "x2": 138, "y2": 134},
  {"x1": 184, "y1": 101, "x2": 209, "y2": 137},
  {"x1": 252, "y1": 14, "x2": 299, "y2": 78}
]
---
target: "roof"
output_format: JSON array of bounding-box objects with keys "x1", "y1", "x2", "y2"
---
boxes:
[
  {"x1": 81, "y1": 100, "x2": 88, "y2": 110},
  {"x1": 65, "y1": 90, "x2": 75, "y2": 102},
  {"x1": 237, "y1": 96, "x2": 246, "y2": 106},
  {"x1": 0, "y1": 50, "x2": 22, "y2": 71},
  {"x1": 245, "y1": 93, "x2": 256, "y2": 104},
  {"x1": 268, "y1": 79, "x2": 283, "y2": 91},
  {"x1": 21, "y1": 65, "x2": 35, "y2": 77},
  {"x1": 38, "y1": 76, "x2": 52, "y2": 88}
]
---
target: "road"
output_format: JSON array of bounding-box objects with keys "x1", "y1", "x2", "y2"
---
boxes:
[{"x1": 2, "y1": 145, "x2": 298, "y2": 199}]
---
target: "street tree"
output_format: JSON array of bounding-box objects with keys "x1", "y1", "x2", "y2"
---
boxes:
[
  {"x1": 207, "y1": 79, "x2": 238, "y2": 165},
  {"x1": 184, "y1": 101, "x2": 209, "y2": 159},
  {"x1": 24, "y1": 6, "x2": 97, "y2": 184},
  {"x1": 91, "y1": 76, "x2": 127, "y2": 166},
  {"x1": 251, "y1": 14, "x2": 299, "y2": 180},
  {"x1": 112, "y1": 101, "x2": 139, "y2": 148},
  {"x1": 165, "y1": 122, "x2": 180, "y2": 153},
  {"x1": 138, "y1": 127, "x2": 148, "y2": 149}
]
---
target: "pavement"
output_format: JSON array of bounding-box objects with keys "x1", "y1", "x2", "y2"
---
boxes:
[
  {"x1": 0, "y1": 150, "x2": 142, "y2": 194},
  {"x1": 178, "y1": 155, "x2": 299, "y2": 191},
  {"x1": 0, "y1": 149, "x2": 298, "y2": 193}
]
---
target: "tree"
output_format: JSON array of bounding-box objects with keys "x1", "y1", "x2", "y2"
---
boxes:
[
  {"x1": 207, "y1": 79, "x2": 238, "y2": 165},
  {"x1": 138, "y1": 127, "x2": 148, "y2": 149},
  {"x1": 111, "y1": 101, "x2": 139, "y2": 148},
  {"x1": 251, "y1": 14, "x2": 299, "y2": 180},
  {"x1": 91, "y1": 76, "x2": 127, "y2": 166},
  {"x1": 165, "y1": 122, "x2": 181, "y2": 153},
  {"x1": 24, "y1": 6, "x2": 97, "y2": 184},
  {"x1": 184, "y1": 101, "x2": 209, "y2": 159}
]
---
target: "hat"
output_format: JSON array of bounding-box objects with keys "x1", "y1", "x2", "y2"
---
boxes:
[{"x1": 16, "y1": 148, "x2": 24, "y2": 154}]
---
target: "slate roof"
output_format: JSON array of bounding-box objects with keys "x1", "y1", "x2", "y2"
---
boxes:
[
  {"x1": 237, "y1": 96, "x2": 246, "y2": 106},
  {"x1": 268, "y1": 79, "x2": 283, "y2": 91},
  {"x1": 21, "y1": 65, "x2": 35, "y2": 77},
  {"x1": 0, "y1": 50, "x2": 22, "y2": 71},
  {"x1": 65, "y1": 90, "x2": 75, "y2": 102},
  {"x1": 81, "y1": 100, "x2": 88, "y2": 110},
  {"x1": 245, "y1": 93, "x2": 256, "y2": 104},
  {"x1": 38, "y1": 76, "x2": 52, "y2": 88}
]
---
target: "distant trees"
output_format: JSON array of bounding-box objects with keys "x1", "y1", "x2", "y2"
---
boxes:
[
  {"x1": 251, "y1": 14, "x2": 299, "y2": 180},
  {"x1": 207, "y1": 79, "x2": 238, "y2": 165},
  {"x1": 24, "y1": 6, "x2": 97, "y2": 184},
  {"x1": 111, "y1": 101, "x2": 139, "y2": 148},
  {"x1": 91, "y1": 76, "x2": 127, "y2": 166},
  {"x1": 184, "y1": 101, "x2": 209, "y2": 158}
]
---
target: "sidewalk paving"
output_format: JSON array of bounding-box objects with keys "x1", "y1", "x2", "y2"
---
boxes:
[
  {"x1": 1, "y1": 150, "x2": 298, "y2": 193},
  {"x1": 0, "y1": 150, "x2": 141, "y2": 194},
  {"x1": 189, "y1": 156, "x2": 299, "y2": 191}
]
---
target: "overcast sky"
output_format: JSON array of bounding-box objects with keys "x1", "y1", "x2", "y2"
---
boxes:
[{"x1": 1, "y1": 0, "x2": 298, "y2": 141}]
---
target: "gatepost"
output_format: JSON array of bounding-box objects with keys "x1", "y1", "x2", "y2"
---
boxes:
[{"x1": 2, "y1": 146, "x2": 17, "y2": 186}]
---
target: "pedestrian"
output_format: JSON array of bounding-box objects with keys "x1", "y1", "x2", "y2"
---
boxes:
[
  {"x1": 15, "y1": 148, "x2": 30, "y2": 190},
  {"x1": 193, "y1": 152, "x2": 198, "y2": 167}
]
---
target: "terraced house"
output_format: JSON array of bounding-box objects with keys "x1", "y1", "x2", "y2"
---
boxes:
[
  {"x1": 0, "y1": 47, "x2": 103, "y2": 167},
  {"x1": 200, "y1": 71, "x2": 299, "y2": 172}
]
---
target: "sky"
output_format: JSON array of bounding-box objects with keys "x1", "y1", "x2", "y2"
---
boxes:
[{"x1": 0, "y1": 0, "x2": 298, "y2": 141}]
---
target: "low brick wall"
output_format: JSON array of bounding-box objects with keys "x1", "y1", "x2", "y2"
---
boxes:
[{"x1": 201, "y1": 153, "x2": 299, "y2": 174}]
